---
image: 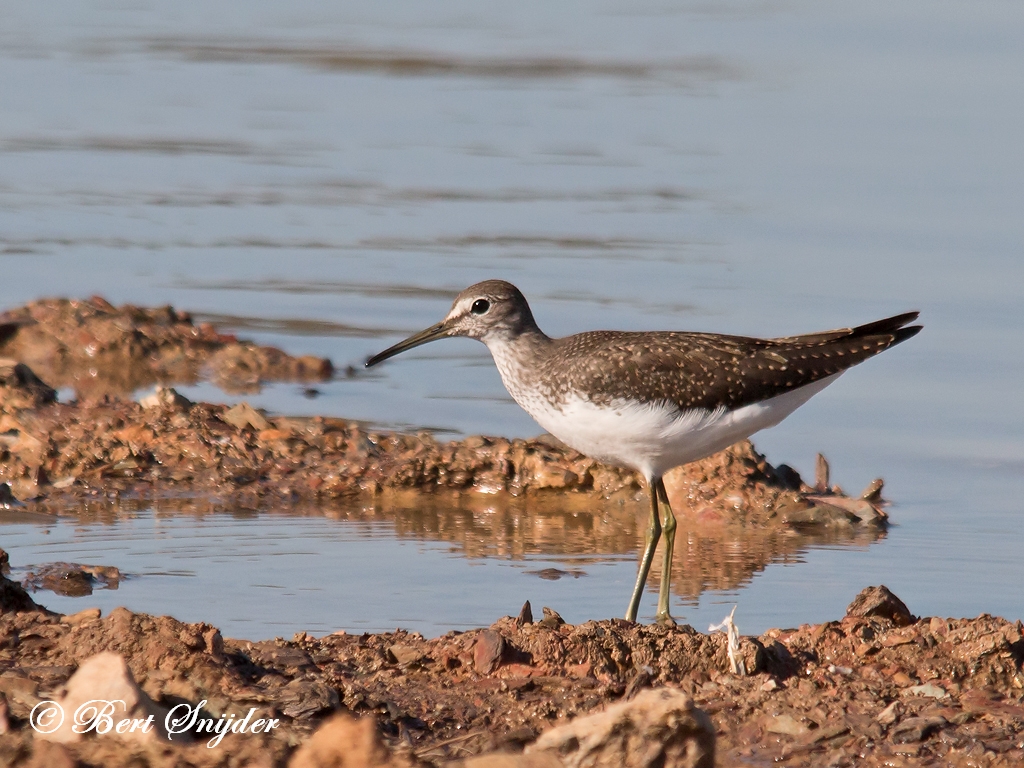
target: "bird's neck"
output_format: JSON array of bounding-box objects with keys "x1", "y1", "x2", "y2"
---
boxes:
[{"x1": 482, "y1": 327, "x2": 553, "y2": 398}]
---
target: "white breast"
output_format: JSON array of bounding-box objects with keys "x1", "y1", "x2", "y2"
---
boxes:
[{"x1": 488, "y1": 337, "x2": 842, "y2": 480}]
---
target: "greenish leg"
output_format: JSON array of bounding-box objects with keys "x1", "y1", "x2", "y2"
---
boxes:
[
  {"x1": 625, "y1": 478, "x2": 662, "y2": 622},
  {"x1": 654, "y1": 478, "x2": 677, "y2": 626}
]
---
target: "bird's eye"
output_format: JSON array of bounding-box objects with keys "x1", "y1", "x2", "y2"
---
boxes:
[{"x1": 471, "y1": 299, "x2": 490, "y2": 315}]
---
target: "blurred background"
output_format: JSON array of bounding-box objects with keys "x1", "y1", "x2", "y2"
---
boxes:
[{"x1": 0, "y1": 0, "x2": 1021, "y2": 638}]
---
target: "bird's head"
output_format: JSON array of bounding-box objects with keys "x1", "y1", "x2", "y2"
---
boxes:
[{"x1": 365, "y1": 280, "x2": 537, "y2": 367}]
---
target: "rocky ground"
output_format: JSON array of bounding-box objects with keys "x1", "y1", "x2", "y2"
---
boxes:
[
  {"x1": 0, "y1": 582, "x2": 1020, "y2": 768},
  {"x1": 0, "y1": 297, "x2": 1020, "y2": 767},
  {"x1": 0, "y1": 296, "x2": 332, "y2": 398}
]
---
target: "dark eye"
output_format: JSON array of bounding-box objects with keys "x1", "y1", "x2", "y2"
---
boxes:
[{"x1": 471, "y1": 299, "x2": 490, "y2": 315}]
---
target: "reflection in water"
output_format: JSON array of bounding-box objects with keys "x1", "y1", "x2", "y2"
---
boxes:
[
  {"x1": 190, "y1": 313, "x2": 401, "y2": 339},
  {"x1": 143, "y1": 38, "x2": 739, "y2": 84},
  {"x1": 0, "y1": 182, "x2": 699, "y2": 213},
  {"x1": 344, "y1": 494, "x2": 886, "y2": 600},
  {"x1": 2, "y1": 136, "x2": 259, "y2": 157},
  {"x1": 32, "y1": 493, "x2": 880, "y2": 618}
]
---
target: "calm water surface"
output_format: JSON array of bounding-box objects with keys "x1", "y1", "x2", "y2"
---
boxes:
[{"x1": 1, "y1": 1, "x2": 1022, "y2": 638}]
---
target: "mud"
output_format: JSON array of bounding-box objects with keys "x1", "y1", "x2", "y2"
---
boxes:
[
  {"x1": 19, "y1": 563, "x2": 122, "y2": 598},
  {"x1": 0, "y1": 579, "x2": 1020, "y2": 767},
  {"x1": 0, "y1": 296, "x2": 332, "y2": 397}
]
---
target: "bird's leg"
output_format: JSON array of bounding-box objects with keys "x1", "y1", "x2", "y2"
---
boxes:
[
  {"x1": 654, "y1": 478, "x2": 677, "y2": 626},
  {"x1": 625, "y1": 478, "x2": 662, "y2": 622}
]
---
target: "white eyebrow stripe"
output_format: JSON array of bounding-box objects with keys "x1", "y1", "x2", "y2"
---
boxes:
[{"x1": 446, "y1": 296, "x2": 476, "y2": 320}]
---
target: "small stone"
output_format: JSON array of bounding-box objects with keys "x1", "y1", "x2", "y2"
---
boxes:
[
  {"x1": 805, "y1": 722, "x2": 850, "y2": 745},
  {"x1": 0, "y1": 360, "x2": 57, "y2": 410},
  {"x1": 60, "y1": 607, "x2": 102, "y2": 625},
  {"x1": 526, "y1": 688, "x2": 714, "y2": 768},
  {"x1": 815, "y1": 453, "x2": 830, "y2": 492},
  {"x1": 876, "y1": 701, "x2": 901, "y2": 726},
  {"x1": 24, "y1": 562, "x2": 124, "y2": 597},
  {"x1": 139, "y1": 386, "x2": 192, "y2": 410},
  {"x1": 258, "y1": 428, "x2": 292, "y2": 442},
  {"x1": 765, "y1": 713, "x2": 809, "y2": 736},
  {"x1": 204, "y1": 627, "x2": 224, "y2": 657},
  {"x1": 860, "y1": 478, "x2": 884, "y2": 502},
  {"x1": 9, "y1": 477, "x2": 43, "y2": 502},
  {"x1": 855, "y1": 642, "x2": 880, "y2": 657},
  {"x1": 784, "y1": 500, "x2": 857, "y2": 525},
  {"x1": 39, "y1": 651, "x2": 171, "y2": 743},
  {"x1": 624, "y1": 667, "x2": 653, "y2": 700},
  {"x1": 531, "y1": 568, "x2": 570, "y2": 580},
  {"x1": 474, "y1": 630, "x2": 505, "y2": 674},
  {"x1": 516, "y1": 600, "x2": 533, "y2": 626},
  {"x1": 0, "y1": 484, "x2": 17, "y2": 508},
  {"x1": 846, "y1": 586, "x2": 915, "y2": 626},
  {"x1": 539, "y1": 606, "x2": 564, "y2": 628},
  {"x1": 277, "y1": 678, "x2": 339, "y2": 719},
  {"x1": 928, "y1": 616, "x2": 949, "y2": 636},
  {"x1": 389, "y1": 644, "x2": 425, "y2": 666},
  {"x1": 45, "y1": 573, "x2": 92, "y2": 602},
  {"x1": 891, "y1": 672, "x2": 915, "y2": 687},
  {"x1": 221, "y1": 402, "x2": 270, "y2": 431},
  {"x1": 890, "y1": 715, "x2": 946, "y2": 744},
  {"x1": 0, "y1": 572, "x2": 43, "y2": 613},
  {"x1": 289, "y1": 713, "x2": 409, "y2": 768},
  {"x1": 881, "y1": 633, "x2": 914, "y2": 647},
  {"x1": 803, "y1": 495, "x2": 885, "y2": 524},
  {"x1": 902, "y1": 683, "x2": 946, "y2": 699}
]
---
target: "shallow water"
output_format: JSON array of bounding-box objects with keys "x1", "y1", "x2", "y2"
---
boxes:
[
  {"x1": 0, "y1": 497, "x2": 882, "y2": 640},
  {"x1": 1, "y1": 1, "x2": 1022, "y2": 636}
]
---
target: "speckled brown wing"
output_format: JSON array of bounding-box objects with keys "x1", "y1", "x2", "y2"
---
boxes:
[{"x1": 551, "y1": 312, "x2": 921, "y2": 412}]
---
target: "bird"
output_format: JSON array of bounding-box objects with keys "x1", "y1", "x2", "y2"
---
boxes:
[{"x1": 366, "y1": 280, "x2": 921, "y2": 624}]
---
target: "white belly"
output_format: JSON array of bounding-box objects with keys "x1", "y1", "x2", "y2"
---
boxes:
[{"x1": 508, "y1": 374, "x2": 842, "y2": 480}]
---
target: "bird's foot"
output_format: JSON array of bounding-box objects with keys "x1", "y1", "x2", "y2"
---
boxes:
[{"x1": 654, "y1": 611, "x2": 677, "y2": 627}]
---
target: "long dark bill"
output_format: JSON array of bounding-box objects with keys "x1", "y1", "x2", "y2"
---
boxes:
[{"x1": 365, "y1": 322, "x2": 449, "y2": 367}]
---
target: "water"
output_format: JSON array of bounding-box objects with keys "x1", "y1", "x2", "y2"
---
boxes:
[
  {"x1": 1, "y1": 0, "x2": 1022, "y2": 638},
  {"x1": 0, "y1": 497, "x2": 881, "y2": 640}
]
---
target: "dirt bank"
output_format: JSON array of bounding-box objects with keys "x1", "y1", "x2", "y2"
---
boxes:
[
  {"x1": 0, "y1": 580, "x2": 1020, "y2": 767},
  {"x1": 0, "y1": 296, "x2": 332, "y2": 397}
]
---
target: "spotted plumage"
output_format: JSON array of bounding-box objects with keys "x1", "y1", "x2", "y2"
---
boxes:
[
  {"x1": 538, "y1": 313, "x2": 920, "y2": 412},
  {"x1": 366, "y1": 279, "x2": 922, "y2": 624}
]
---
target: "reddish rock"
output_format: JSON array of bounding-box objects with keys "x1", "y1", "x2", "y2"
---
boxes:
[
  {"x1": 39, "y1": 651, "x2": 171, "y2": 744},
  {"x1": 0, "y1": 573, "x2": 44, "y2": 614},
  {"x1": 474, "y1": 630, "x2": 506, "y2": 675},
  {"x1": 288, "y1": 713, "x2": 412, "y2": 768},
  {"x1": 526, "y1": 688, "x2": 714, "y2": 768},
  {"x1": 846, "y1": 585, "x2": 915, "y2": 626}
]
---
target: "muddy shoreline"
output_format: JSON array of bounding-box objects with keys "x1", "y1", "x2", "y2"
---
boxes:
[
  {"x1": 0, "y1": 581, "x2": 1021, "y2": 767},
  {"x1": 0, "y1": 298, "x2": 1021, "y2": 766}
]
